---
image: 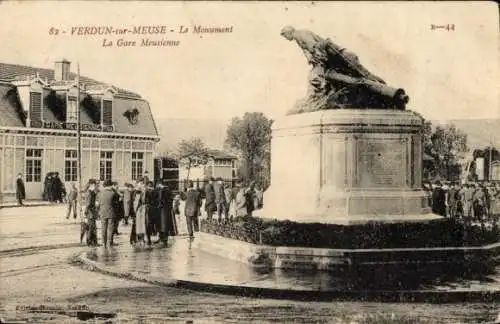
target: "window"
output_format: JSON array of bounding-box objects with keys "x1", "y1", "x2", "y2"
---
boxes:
[
  {"x1": 102, "y1": 100, "x2": 113, "y2": 125},
  {"x1": 99, "y1": 151, "x2": 113, "y2": 181},
  {"x1": 131, "y1": 152, "x2": 144, "y2": 180},
  {"x1": 64, "y1": 150, "x2": 78, "y2": 182},
  {"x1": 66, "y1": 96, "x2": 78, "y2": 122},
  {"x1": 29, "y1": 92, "x2": 42, "y2": 121},
  {"x1": 26, "y1": 149, "x2": 42, "y2": 182}
]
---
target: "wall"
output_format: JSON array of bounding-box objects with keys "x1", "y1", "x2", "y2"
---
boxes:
[{"x1": 0, "y1": 132, "x2": 156, "y2": 201}]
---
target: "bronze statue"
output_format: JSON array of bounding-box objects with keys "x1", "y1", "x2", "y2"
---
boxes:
[{"x1": 281, "y1": 26, "x2": 409, "y2": 114}]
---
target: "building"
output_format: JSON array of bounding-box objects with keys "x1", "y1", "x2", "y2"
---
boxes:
[
  {"x1": 156, "y1": 149, "x2": 238, "y2": 191},
  {"x1": 0, "y1": 60, "x2": 159, "y2": 202}
]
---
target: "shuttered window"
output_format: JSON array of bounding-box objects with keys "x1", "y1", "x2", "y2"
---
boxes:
[
  {"x1": 67, "y1": 96, "x2": 78, "y2": 122},
  {"x1": 30, "y1": 92, "x2": 42, "y2": 121},
  {"x1": 102, "y1": 100, "x2": 113, "y2": 125}
]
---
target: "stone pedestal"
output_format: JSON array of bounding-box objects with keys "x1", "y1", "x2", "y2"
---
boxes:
[{"x1": 263, "y1": 109, "x2": 440, "y2": 225}]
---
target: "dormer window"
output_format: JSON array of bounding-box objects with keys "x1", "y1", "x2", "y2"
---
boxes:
[
  {"x1": 29, "y1": 91, "x2": 42, "y2": 121},
  {"x1": 102, "y1": 99, "x2": 113, "y2": 125},
  {"x1": 67, "y1": 95, "x2": 78, "y2": 122}
]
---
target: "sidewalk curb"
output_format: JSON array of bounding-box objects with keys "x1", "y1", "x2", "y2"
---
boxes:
[
  {"x1": 0, "y1": 243, "x2": 83, "y2": 256},
  {"x1": 75, "y1": 251, "x2": 500, "y2": 303},
  {"x1": 0, "y1": 203, "x2": 55, "y2": 209}
]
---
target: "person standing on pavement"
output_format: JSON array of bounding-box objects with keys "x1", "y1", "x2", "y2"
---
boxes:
[
  {"x1": 123, "y1": 183, "x2": 133, "y2": 226},
  {"x1": 214, "y1": 177, "x2": 227, "y2": 222},
  {"x1": 82, "y1": 179, "x2": 99, "y2": 246},
  {"x1": 111, "y1": 182, "x2": 124, "y2": 236},
  {"x1": 431, "y1": 181, "x2": 446, "y2": 217},
  {"x1": 66, "y1": 183, "x2": 78, "y2": 219},
  {"x1": 97, "y1": 179, "x2": 118, "y2": 248},
  {"x1": 156, "y1": 181, "x2": 176, "y2": 246},
  {"x1": 53, "y1": 173, "x2": 65, "y2": 203},
  {"x1": 132, "y1": 178, "x2": 146, "y2": 246},
  {"x1": 472, "y1": 183, "x2": 486, "y2": 222},
  {"x1": 184, "y1": 181, "x2": 202, "y2": 239},
  {"x1": 144, "y1": 181, "x2": 156, "y2": 246},
  {"x1": 15, "y1": 173, "x2": 26, "y2": 206},
  {"x1": 204, "y1": 177, "x2": 216, "y2": 221}
]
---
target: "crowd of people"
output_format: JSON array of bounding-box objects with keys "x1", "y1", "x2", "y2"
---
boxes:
[
  {"x1": 423, "y1": 180, "x2": 500, "y2": 225},
  {"x1": 75, "y1": 175, "x2": 265, "y2": 249}
]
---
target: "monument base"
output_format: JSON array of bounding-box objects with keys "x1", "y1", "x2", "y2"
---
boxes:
[
  {"x1": 196, "y1": 232, "x2": 500, "y2": 272},
  {"x1": 263, "y1": 109, "x2": 438, "y2": 225}
]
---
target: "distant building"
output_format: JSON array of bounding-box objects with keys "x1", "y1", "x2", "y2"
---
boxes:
[
  {"x1": 156, "y1": 149, "x2": 238, "y2": 191},
  {"x1": 0, "y1": 60, "x2": 159, "y2": 201}
]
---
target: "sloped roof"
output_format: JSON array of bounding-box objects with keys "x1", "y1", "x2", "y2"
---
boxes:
[
  {"x1": 0, "y1": 62, "x2": 140, "y2": 98},
  {"x1": 0, "y1": 82, "x2": 25, "y2": 127},
  {"x1": 0, "y1": 63, "x2": 158, "y2": 137},
  {"x1": 207, "y1": 149, "x2": 237, "y2": 160}
]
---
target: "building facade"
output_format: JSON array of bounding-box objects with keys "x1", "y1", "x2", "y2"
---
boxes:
[
  {"x1": 158, "y1": 149, "x2": 238, "y2": 191},
  {"x1": 0, "y1": 60, "x2": 159, "y2": 202}
]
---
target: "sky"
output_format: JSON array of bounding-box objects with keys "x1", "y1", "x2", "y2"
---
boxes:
[{"x1": 0, "y1": 1, "x2": 498, "y2": 122}]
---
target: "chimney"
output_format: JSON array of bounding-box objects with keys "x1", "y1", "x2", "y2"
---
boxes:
[{"x1": 54, "y1": 59, "x2": 71, "y2": 81}]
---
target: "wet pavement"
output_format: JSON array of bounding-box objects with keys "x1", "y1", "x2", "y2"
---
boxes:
[
  {"x1": 1, "y1": 205, "x2": 500, "y2": 323},
  {"x1": 84, "y1": 232, "x2": 500, "y2": 297}
]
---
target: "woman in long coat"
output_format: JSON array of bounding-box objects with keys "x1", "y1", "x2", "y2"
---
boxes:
[
  {"x1": 134, "y1": 181, "x2": 147, "y2": 246},
  {"x1": 158, "y1": 183, "x2": 177, "y2": 245}
]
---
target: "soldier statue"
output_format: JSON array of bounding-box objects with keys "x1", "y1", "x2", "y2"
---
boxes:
[{"x1": 280, "y1": 26, "x2": 409, "y2": 114}]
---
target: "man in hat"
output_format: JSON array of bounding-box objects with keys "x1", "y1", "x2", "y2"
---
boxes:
[
  {"x1": 214, "y1": 177, "x2": 227, "y2": 222},
  {"x1": 184, "y1": 180, "x2": 202, "y2": 239},
  {"x1": 97, "y1": 179, "x2": 118, "y2": 248},
  {"x1": 431, "y1": 180, "x2": 446, "y2": 217},
  {"x1": 16, "y1": 173, "x2": 26, "y2": 206},
  {"x1": 204, "y1": 177, "x2": 216, "y2": 221}
]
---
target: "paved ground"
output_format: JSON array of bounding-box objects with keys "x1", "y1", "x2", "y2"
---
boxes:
[{"x1": 0, "y1": 205, "x2": 499, "y2": 323}]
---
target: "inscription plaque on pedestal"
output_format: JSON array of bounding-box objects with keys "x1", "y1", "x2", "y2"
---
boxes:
[{"x1": 357, "y1": 140, "x2": 405, "y2": 188}]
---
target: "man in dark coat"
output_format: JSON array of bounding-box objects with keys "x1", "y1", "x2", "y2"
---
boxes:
[
  {"x1": 214, "y1": 177, "x2": 227, "y2": 222},
  {"x1": 184, "y1": 181, "x2": 202, "y2": 239},
  {"x1": 16, "y1": 173, "x2": 26, "y2": 206},
  {"x1": 156, "y1": 181, "x2": 175, "y2": 245},
  {"x1": 45, "y1": 174, "x2": 54, "y2": 202},
  {"x1": 144, "y1": 181, "x2": 156, "y2": 246},
  {"x1": 111, "y1": 182, "x2": 123, "y2": 235},
  {"x1": 432, "y1": 181, "x2": 447, "y2": 217},
  {"x1": 97, "y1": 180, "x2": 118, "y2": 248},
  {"x1": 447, "y1": 182, "x2": 457, "y2": 218},
  {"x1": 53, "y1": 173, "x2": 65, "y2": 203},
  {"x1": 82, "y1": 179, "x2": 99, "y2": 246},
  {"x1": 204, "y1": 177, "x2": 216, "y2": 221}
]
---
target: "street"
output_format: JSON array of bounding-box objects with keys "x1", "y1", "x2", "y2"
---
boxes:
[{"x1": 0, "y1": 205, "x2": 499, "y2": 323}]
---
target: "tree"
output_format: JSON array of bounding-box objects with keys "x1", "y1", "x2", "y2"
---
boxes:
[
  {"x1": 176, "y1": 137, "x2": 209, "y2": 182},
  {"x1": 225, "y1": 112, "x2": 273, "y2": 188},
  {"x1": 422, "y1": 121, "x2": 469, "y2": 181}
]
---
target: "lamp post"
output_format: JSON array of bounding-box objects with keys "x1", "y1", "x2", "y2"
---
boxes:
[
  {"x1": 77, "y1": 63, "x2": 83, "y2": 219},
  {"x1": 489, "y1": 140, "x2": 494, "y2": 181}
]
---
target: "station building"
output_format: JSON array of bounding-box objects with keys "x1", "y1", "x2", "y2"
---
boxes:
[{"x1": 0, "y1": 60, "x2": 159, "y2": 201}]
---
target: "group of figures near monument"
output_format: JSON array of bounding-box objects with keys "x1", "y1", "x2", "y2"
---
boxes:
[
  {"x1": 425, "y1": 180, "x2": 500, "y2": 226},
  {"x1": 78, "y1": 176, "x2": 177, "y2": 248},
  {"x1": 68, "y1": 176, "x2": 263, "y2": 248},
  {"x1": 280, "y1": 26, "x2": 409, "y2": 113}
]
